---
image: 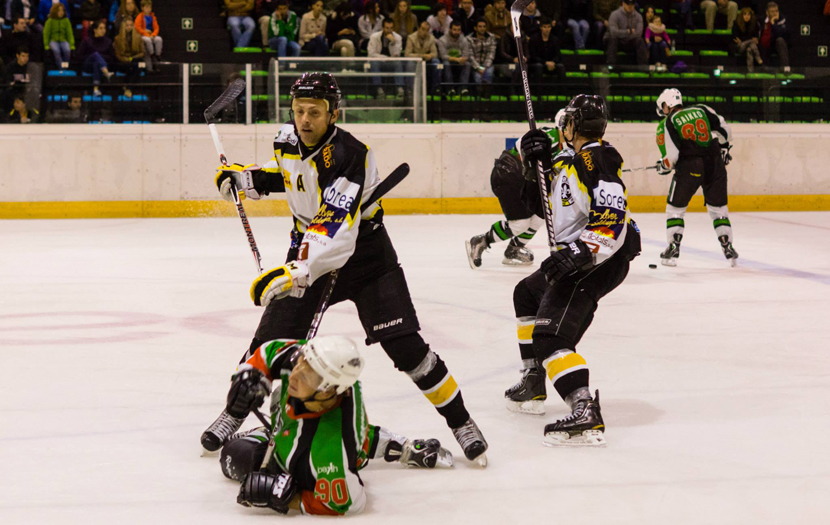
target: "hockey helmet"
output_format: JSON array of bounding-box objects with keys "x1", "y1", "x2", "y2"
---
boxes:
[
  {"x1": 656, "y1": 88, "x2": 683, "y2": 117},
  {"x1": 299, "y1": 336, "x2": 364, "y2": 394},
  {"x1": 561, "y1": 94, "x2": 608, "y2": 139},
  {"x1": 554, "y1": 108, "x2": 568, "y2": 131},
  {"x1": 289, "y1": 72, "x2": 342, "y2": 112}
]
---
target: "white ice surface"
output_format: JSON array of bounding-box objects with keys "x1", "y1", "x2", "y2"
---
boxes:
[{"x1": 1, "y1": 212, "x2": 829, "y2": 524}]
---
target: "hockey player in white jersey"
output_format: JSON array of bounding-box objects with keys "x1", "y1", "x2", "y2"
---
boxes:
[{"x1": 509, "y1": 95, "x2": 641, "y2": 446}]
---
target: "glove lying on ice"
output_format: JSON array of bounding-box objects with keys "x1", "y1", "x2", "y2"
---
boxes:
[
  {"x1": 250, "y1": 261, "x2": 310, "y2": 307},
  {"x1": 238, "y1": 472, "x2": 297, "y2": 514},
  {"x1": 215, "y1": 163, "x2": 262, "y2": 201},
  {"x1": 541, "y1": 240, "x2": 594, "y2": 283}
]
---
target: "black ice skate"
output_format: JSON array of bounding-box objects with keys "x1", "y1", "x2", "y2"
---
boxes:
[
  {"x1": 452, "y1": 418, "x2": 489, "y2": 467},
  {"x1": 503, "y1": 244, "x2": 534, "y2": 266},
  {"x1": 201, "y1": 410, "x2": 245, "y2": 453},
  {"x1": 542, "y1": 390, "x2": 606, "y2": 447},
  {"x1": 465, "y1": 234, "x2": 491, "y2": 269},
  {"x1": 660, "y1": 233, "x2": 682, "y2": 267},
  {"x1": 719, "y1": 235, "x2": 738, "y2": 267},
  {"x1": 385, "y1": 438, "x2": 454, "y2": 469},
  {"x1": 504, "y1": 367, "x2": 547, "y2": 415}
]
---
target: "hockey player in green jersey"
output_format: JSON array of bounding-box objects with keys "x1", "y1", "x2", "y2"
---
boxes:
[
  {"x1": 654, "y1": 88, "x2": 739, "y2": 267},
  {"x1": 220, "y1": 336, "x2": 453, "y2": 516}
]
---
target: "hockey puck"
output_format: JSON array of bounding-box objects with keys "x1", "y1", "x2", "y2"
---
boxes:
[{"x1": 648, "y1": 264, "x2": 657, "y2": 269}]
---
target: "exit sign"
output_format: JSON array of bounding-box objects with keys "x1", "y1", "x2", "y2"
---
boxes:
[
  {"x1": 186, "y1": 40, "x2": 199, "y2": 52},
  {"x1": 182, "y1": 17, "x2": 193, "y2": 30},
  {"x1": 800, "y1": 24, "x2": 810, "y2": 36},
  {"x1": 190, "y1": 63, "x2": 203, "y2": 76},
  {"x1": 819, "y1": 46, "x2": 828, "y2": 58}
]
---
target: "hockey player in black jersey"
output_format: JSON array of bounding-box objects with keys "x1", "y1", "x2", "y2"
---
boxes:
[
  {"x1": 509, "y1": 95, "x2": 641, "y2": 446},
  {"x1": 201, "y1": 73, "x2": 487, "y2": 465}
]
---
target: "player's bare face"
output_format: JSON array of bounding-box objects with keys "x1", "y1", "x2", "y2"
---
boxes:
[
  {"x1": 288, "y1": 356, "x2": 322, "y2": 399},
  {"x1": 292, "y1": 99, "x2": 337, "y2": 147}
]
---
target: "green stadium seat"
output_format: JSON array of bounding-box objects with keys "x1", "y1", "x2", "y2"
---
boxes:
[
  {"x1": 681, "y1": 72, "x2": 710, "y2": 79},
  {"x1": 560, "y1": 49, "x2": 575, "y2": 55},
  {"x1": 747, "y1": 73, "x2": 776, "y2": 79},
  {"x1": 565, "y1": 71, "x2": 589, "y2": 78},
  {"x1": 700, "y1": 50, "x2": 729, "y2": 57},
  {"x1": 671, "y1": 50, "x2": 693, "y2": 57},
  {"x1": 653, "y1": 72, "x2": 680, "y2": 78},
  {"x1": 621, "y1": 72, "x2": 649, "y2": 78},
  {"x1": 591, "y1": 72, "x2": 619, "y2": 78},
  {"x1": 720, "y1": 72, "x2": 745, "y2": 79},
  {"x1": 576, "y1": 49, "x2": 603, "y2": 55},
  {"x1": 233, "y1": 47, "x2": 262, "y2": 53}
]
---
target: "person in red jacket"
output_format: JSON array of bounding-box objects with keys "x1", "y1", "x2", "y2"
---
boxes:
[{"x1": 134, "y1": 0, "x2": 162, "y2": 70}]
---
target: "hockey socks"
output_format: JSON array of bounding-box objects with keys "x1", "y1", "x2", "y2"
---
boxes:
[
  {"x1": 534, "y1": 336, "x2": 589, "y2": 403},
  {"x1": 708, "y1": 204, "x2": 734, "y2": 243},
  {"x1": 486, "y1": 220, "x2": 513, "y2": 245},
  {"x1": 666, "y1": 204, "x2": 687, "y2": 243}
]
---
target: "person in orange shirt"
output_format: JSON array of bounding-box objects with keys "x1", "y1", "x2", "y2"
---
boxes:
[{"x1": 134, "y1": 0, "x2": 162, "y2": 71}]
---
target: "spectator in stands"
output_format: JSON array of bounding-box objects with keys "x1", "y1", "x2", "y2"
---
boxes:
[
  {"x1": 529, "y1": 16, "x2": 565, "y2": 78},
  {"x1": 437, "y1": 19, "x2": 471, "y2": 95},
  {"x1": 135, "y1": 0, "x2": 161, "y2": 69},
  {"x1": 267, "y1": 0, "x2": 300, "y2": 56},
  {"x1": 642, "y1": 5, "x2": 655, "y2": 24},
  {"x1": 405, "y1": 19, "x2": 439, "y2": 91},
  {"x1": 468, "y1": 18, "x2": 496, "y2": 88},
  {"x1": 673, "y1": 0, "x2": 694, "y2": 30},
  {"x1": 299, "y1": 0, "x2": 329, "y2": 55},
  {"x1": 258, "y1": 0, "x2": 280, "y2": 45},
  {"x1": 380, "y1": 0, "x2": 397, "y2": 19},
  {"x1": 645, "y1": 13, "x2": 670, "y2": 69},
  {"x1": 593, "y1": 0, "x2": 619, "y2": 47},
  {"x1": 606, "y1": 0, "x2": 646, "y2": 65},
  {"x1": 38, "y1": 0, "x2": 70, "y2": 27},
  {"x1": 2, "y1": 16, "x2": 41, "y2": 63},
  {"x1": 77, "y1": 19, "x2": 114, "y2": 96},
  {"x1": 564, "y1": 0, "x2": 592, "y2": 50},
  {"x1": 427, "y1": 3, "x2": 450, "y2": 39},
  {"x1": 358, "y1": 0, "x2": 383, "y2": 51},
  {"x1": 79, "y1": 0, "x2": 105, "y2": 41},
  {"x1": 368, "y1": 17, "x2": 404, "y2": 97},
  {"x1": 453, "y1": 0, "x2": 476, "y2": 36},
  {"x1": 43, "y1": 2, "x2": 73, "y2": 68},
  {"x1": 434, "y1": 0, "x2": 453, "y2": 17},
  {"x1": 484, "y1": 0, "x2": 510, "y2": 40},
  {"x1": 114, "y1": 17, "x2": 143, "y2": 97},
  {"x1": 7, "y1": 91, "x2": 38, "y2": 122},
  {"x1": 731, "y1": 7, "x2": 761, "y2": 71},
  {"x1": 47, "y1": 94, "x2": 86, "y2": 122},
  {"x1": 391, "y1": 0, "x2": 416, "y2": 42},
  {"x1": 757, "y1": 1, "x2": 788, "y2": 68},
  {"x1": 701, "y1": 0, "x2": 738, "y2": 31},
  {"x1": 114, "y1": 0, "x2": 140, "y2": 33},
  {"x1": 327, "y1": 1, "x2": 358, "y2": 56},
  {"x1": 496, "y1": 28, "x2": 529, "y2": 81},
  {"x1": 225, "y1": 0, "x2": 257, "y2": 48},
  {"x1": 7, "y1": 45, "x2": 31, "y2": 83},
  {"x1": 8, "y1": 0, "x2": 42, "y2": 34},
  {"x1": 519, "y1": 0, "x2": 542, "y2": 39}
]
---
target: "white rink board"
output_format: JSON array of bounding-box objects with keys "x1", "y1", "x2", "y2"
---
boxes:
[{"x1": 1, "y1": 212, "x2": 829, "y2": 524}]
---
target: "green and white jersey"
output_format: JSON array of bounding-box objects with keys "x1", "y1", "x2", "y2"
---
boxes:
[{"x1": 656, "y1": 105, "x2": 732, "y2": 168}]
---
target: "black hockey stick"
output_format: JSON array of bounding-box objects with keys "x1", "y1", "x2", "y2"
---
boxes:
[
  {"x1": 205, "y1": 79, "x2": 264, "y2": 274},
  {"x1": 510, "y1": 0, "x2": 556, "y2": 249}
]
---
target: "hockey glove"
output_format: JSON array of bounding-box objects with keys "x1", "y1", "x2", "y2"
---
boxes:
[
  {"x1": 655, "y1": 159, "x2": 674, "y2": 176},
  {"x1": 720, "y1": 144, "x2": 732, "y2": 166},
  {"x1": 541, "y1": 240, "x2": 594, "y2": 283},
  {"x1": 520, "y1": 129, "x2": 553, "y2": 182},
  {"x1": 215, "y1": 163, "x2": 262, "y2": 202},
  {"x1": 385, "y1": 438, "x2": 454, "y2": 469},
  {"x1": 250, "y1": 261, "x2": 310, "y2": 307},
  {"x1": 226, "y1": 365, "x2": 272, "y2": 419},
  {"x1": 237, "y1": 472, "x2": 297, "y2": 514}
]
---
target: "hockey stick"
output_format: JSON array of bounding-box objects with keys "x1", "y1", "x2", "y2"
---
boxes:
[
  {"x1": 622, "y1": 166, "x2": 658, "y2": 173},
  {"x1": 510, "y1": 0, "x2": 556, "y2": 250},
  {"x1": 255, "y1": 162, "x2": 410, "y2": 471},
  {"x1": 205, "y1": 78, "x2": 264, "y2": 274}
]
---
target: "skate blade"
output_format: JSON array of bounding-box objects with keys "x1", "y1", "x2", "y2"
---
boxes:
[
  {"x1": 505, "y1": 398, "x2": 545, "y2": 415},
  {"x1": 473, "y1": 453, "x2": 488, "y2": 468},
  {"x1": 502, "y1": 257, "x2": 533, "y2": 266},
  {"x1": 729, "y1": 258, "x2": 738, "y2": 267},
  {"x1": 542, "y1": 429, "x2": 607, "y2": 447},
  {"x1": 464, "y1": 240, "x2": 480, "y2": 269},
  {"x1": 436, "y1": 448, "x2": 454, "y2": 468},
  {"x1": 660, "y1": 258, "x2": 677, "y2": 267}
]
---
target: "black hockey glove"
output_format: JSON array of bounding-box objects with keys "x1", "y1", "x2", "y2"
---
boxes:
[
  {"x1": 720, "y1": 144, "x2": 732, "y2": 166},
  {"x1": 226, "y1": 366, "x2": 272, "y2": 419},
  {"x1": 541, "y1": 240, "x2": 594, "y2": 283},
  {"x1": 237, "y1": 472, "x2": 297, "y2": 514},
  {"x1": 520, "y1": 129, "x2": 553, "y2": 182}
]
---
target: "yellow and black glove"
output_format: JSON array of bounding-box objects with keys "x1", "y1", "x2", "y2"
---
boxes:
[
  {"x1": 250, "y1": 261, "x2": 310, "y2": 307},
  {"x1": 215, "y1": 163, "x2": 262, "y2": 201}
]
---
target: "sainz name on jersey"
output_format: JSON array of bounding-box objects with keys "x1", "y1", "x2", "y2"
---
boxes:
[{"x1": 308, "y1": 180, "x2": 361, "y2": 238}]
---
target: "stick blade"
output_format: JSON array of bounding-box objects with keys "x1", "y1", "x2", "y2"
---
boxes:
[{"x1": 204, "y1": 78, "x2": 247, "y2": 123}]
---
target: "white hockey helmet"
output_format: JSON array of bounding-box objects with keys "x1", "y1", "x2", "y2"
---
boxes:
[
  {"x1": 301, "y1": 336, "x2": 364, "y2": 394},
  {"x1": 554, "y1": 108, "x2": 567, "y2": 131},
  {"x1": 656, "y1": 88, "x2": 683, "y2": 117}
]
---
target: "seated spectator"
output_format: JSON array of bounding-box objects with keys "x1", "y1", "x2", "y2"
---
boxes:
[
  {"x1": 529, "y1": 17, "x2": 565, "y2": 78},
  {"x1": 38, "y1": 0, "x2": 71, "y2": 28},
  {"x1": 114, "y1": 0, "x2": 141, "y2": 34},
  {"x1": 267, "y1": 0, "x2": 300, "y2": 56},
  {"x1": 8, "y1": 0, "x2": 42, "y2": 34},
  {"x1": 437, "y1": 20, "x2": 471, "y2": 96},
  {"x1": 7, "y1": 91, "x2": 39, "y2": 122},
  {"x1": 405, "y1": 20, "x2": 439, "y2": 91},
  {"x1": 593, "y1": 0, "x2": 619, "y2": 48},
  {"x1": 673, "y1": 0, "x2": 694, "y2": 30},
  {"x1": 1, "y1": 16, "x2": 41, "y2": 63},
  {"x1": 327, "y1": 1, "x2": 358, "y2": 56},
  {"x1": 43, "y1": 3, "x2": 73, "y2": 68},
  {"x1": 380, "y1": 0, "x2": 397, "y2": 19},
  {"x1": 114, "y1": 16, "x2": 143, "y2": 97},
  {"x1": 757, "y1": 1, "x2": 788, "y2": 68},
  {"x1": 484, "y1": 0, "x2": 510, "y2": 40},
  {"x1": 77, "y1": 19, "x2": 114, "y2": 96},
  {"x1": 257, "y1": 0, "x2": 280, "y2": 46},
  {"x1": 606, "y1": 0, "x2": 646, "y2": 65},
  {"x1": 225, "y1": 0, "x2": 256, "y2": 48},
  {"x1": 642, "y1": 5, "x2": 655, "y2": 24},
  {"x1": 367, "y1": 18, "x2": 404, "y2": 97},
  {"x1": 467, "y1": 18, "x2": 496, "y2": 88},
  {"x1": 434, "y1": 0, "x2": 453, "y2": 17},
  {"x1": 7, "y1": 45, "x2": 31, "y2": 84},
  {"x1": 358, "y1": 0, "x2": 383, "y2": 51},
  {"x1": 564, "y1": 0, "x2": 591, "y2": 50},
  {"x1": 47, "y1": 94, "x2": 86, "y2": 123},
  {"x1": 453, "y1": 0, "x2": 476, "y2": 36},
  {"x1": 78, "y1": 0, "x2": 105, "y2": 41},
  {"x1": 135, "y1": 0, "x2": 161, "y2": 70},
  {"x1": 427, "y1": 3, "x2": 450, "y2": 40},
  {"x1": 731, "y1": 7, "x2": 761, "y2": 71},
  {"x1": 391, "y1": 0, "x2": 416, "y2": 42},
  {"x1": 299, "y1": 0, "x2": 328, "y2": 55},
  {"x1": 701, "y1": 0, "x2": 737, "y2": 31},
  {"x1": 645, "y1": 13, "x2": 670, "y2": 69},
  {"x1": 520, "y1": 0, "x2": 542, "y2": 38}
]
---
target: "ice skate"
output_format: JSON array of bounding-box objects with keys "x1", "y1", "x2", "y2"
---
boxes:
[
  {"x1": 451, "y1": 418, "x2": 488, "y2": 467},
  {"x1": 660, "y1": 233, "x2": 682, "y2": 267},
  {"x1": 504, "y1": 367, "x2": 546, "y2": 415},
  {"x1": 386, "y1": 438, "x2": 454, "y2": 469},
  {"x1": 201, "y1": 410, "x2": 245, "y2": 453},
  {"x1": 465, "y1": 233, "x2": 490, "y2": 269},
  {"x1": 502, "y1": 244, "x2": 534, "y2": 266},
  {"x1": 719, "y1": 235, "x2": 738, "y2": 267},
  {"x1": 543, "y1": 390, "x2": 606, "y2": 447}
]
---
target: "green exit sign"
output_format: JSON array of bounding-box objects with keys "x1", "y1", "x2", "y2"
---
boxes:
[
  {"x1": 190, "y1": 63, "x2": 203, "y2": 76},
  {"x1": 800, "y1": 24, "x2": 810, "y2": 36},
  {"x1": 182, "y1": 17, "x2": 193, "y2": 30},
  {"x1": 819, "y1": 46, "x2": 828, "y2": 58},
  {"x1": 186, "y1": 40, "x2": 199, "y2": 53}
]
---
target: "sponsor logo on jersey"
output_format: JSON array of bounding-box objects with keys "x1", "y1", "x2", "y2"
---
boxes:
[
  {"x1": 322, "y1": 144, "x2": 335, "y2": 169},
  {"x1": 560, "y1": 179, "x2": 573, "y2": 206},
  {"x1": 580, "y1": 151, "x2": 595, "y2": 171},
  {"x1": 374, "y1": 318, "x2": 403, "y2": 331},
  {"x1": 582, "y1": 230, "x2": 614, "y2": 249},
  {"x1": 535, "y1": 318, "x2": 551, "y2": 326},
  {"x1": 323, "y1": 185, "x2": 356, "y2": 211},
  {"x1": 594, "y1": 182, "x2": 627, "y2": 211},
  {"x1": 308, "y1": 203, "x2": 348, "y2": 238},
  {"x1": 317, "y1": 462, "x2": 340, "y2": 476}
]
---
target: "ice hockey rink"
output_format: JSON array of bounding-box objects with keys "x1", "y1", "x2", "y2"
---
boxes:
[{"x1": 2, "y1": 211, "x2": 829, "y2": 525}]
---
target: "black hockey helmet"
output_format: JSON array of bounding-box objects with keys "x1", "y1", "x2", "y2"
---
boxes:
[
  {"x1": 289, "y1": 72, "x2": 342, "y2": 112},
  {"x1": 560, "y1": 94, "x2": 608, "y2": 139}
]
